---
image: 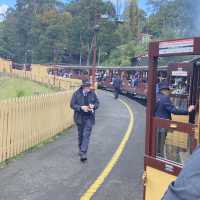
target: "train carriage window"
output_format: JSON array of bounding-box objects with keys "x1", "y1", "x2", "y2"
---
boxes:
[
  {"x1": 155, "y1": 65, "x2": 193, "y2": 163},
  {"x1": 154, "y1": 58, "x2": 200, "y2": 164},
  {"x1": 170, "y1": 72, "x2": 190, "y2": 112},
  {"x1": 156, "y1": 127, "x2": 192, "y2": 164}
]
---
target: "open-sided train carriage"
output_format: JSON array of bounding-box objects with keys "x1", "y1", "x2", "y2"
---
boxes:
[{"x1": 144, "y1": 37, "x2": 200, "y2": 200}]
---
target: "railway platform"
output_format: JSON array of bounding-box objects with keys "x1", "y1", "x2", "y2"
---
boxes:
[{"x1": 0, "y1": 91, "x2": 145, "y2": 200}]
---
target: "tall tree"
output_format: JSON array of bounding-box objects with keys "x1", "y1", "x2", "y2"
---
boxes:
[
  {"x1": 128, "y1": 0, "x2": 139, "y2": 39},
  {"x1": 65, "y1": 0, "x2": 119, "y2": 65},
  {"x1": 0, "y1": 8, "x2": 17, "y2": 59},
  {"x1": 146, "y1": 0, "x2": 200, "y2": 39},
  {"x1": 0, "y1": 0, "x2": 149, "y2": 65},
  {"x1": 0, "y1": 0, "x2": 72, "y2": 63}
]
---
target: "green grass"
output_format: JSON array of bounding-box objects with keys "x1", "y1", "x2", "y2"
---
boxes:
[{"x1": 0, "y1": 76, "x2": 58, "y2": 100}]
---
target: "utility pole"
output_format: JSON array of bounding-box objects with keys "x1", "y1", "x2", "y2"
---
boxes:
[
  {"x1": 53, "y1": 48, "x2": 57, "y2": 86},
  {"x1": 79, "y1": 33, "x2": 82, "y2": 66},
  {"x1": 24, "y1": 51, "x2": 27, "y2": 69},
  {"x1": 92, "y1": 29, "x2": 97, "y2": 89},
  {"x1": 91, "y1": 0, "x2": 100, "y2": 89},
  {"x1": 98, "y1": 47, "x2": 101, "y2": 66}
]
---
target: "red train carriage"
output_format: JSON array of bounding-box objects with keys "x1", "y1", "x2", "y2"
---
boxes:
[{"x1": 144, "y1": 37, "x2": 200, "y2": 200}]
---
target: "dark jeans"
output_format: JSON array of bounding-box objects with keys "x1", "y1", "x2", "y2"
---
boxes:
[
  {"x1": 77, "y1": 117, "x2": 93, "y2": 155},
  {"x1": 114, "y1": 88, "x2": 120, "y2": 99},
  {"x1": 156, "y1": 128, "x2": 168, "y2": 157}
]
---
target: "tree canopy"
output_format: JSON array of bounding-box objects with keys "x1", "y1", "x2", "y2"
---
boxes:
[{"x1": 0, "y1": 0, "x2": 199, "y2": 66}]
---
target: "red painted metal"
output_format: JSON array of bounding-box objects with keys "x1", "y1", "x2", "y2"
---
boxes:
[
  {"x1": 144, "y1": 37, "x2": 200, "y2": 199},
  {"x1": 144, "y1": 156, "x2": 182, "y2": 176},
  {"x1": 145, "y1": 41, "x2": 159, "y2": 156}
]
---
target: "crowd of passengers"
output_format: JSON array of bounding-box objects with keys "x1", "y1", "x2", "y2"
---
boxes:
[{"x1": 99, "y1": 71, "x2": 147, "y2": 88}]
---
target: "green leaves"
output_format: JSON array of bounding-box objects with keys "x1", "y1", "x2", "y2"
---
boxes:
[
  {"x1": 0, "y1": 0, "x2": 72, "y2": 63},
  {"x1": 104, "y1": 41, "x2": 147, "y2": 66},
  {"x1": 0, "y1": 0, "x2": 122, "y2": 65},
  {"x1": 146, "y1": 0, "x2": 200, "y2": 39},
  {"x1": 0, "y1": 0, "x2": 198, "y2": 66}
]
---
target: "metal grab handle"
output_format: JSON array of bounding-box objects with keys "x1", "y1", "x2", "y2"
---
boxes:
[
  {"x1": 142, "y1": 171, "x2": 147, "y2": 186},
  {"x1": 170, "y1": 123, "x2": 178, "y2": 128}
]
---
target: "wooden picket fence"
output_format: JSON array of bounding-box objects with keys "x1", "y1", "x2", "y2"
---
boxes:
[
  {"x1": 0, "y1": 58, "x2": 81, "y2": 90},
  {"x1": 10, "y1": 69, "x2": 81, "y2": 90},
  {"x1": 0, "y1": 91, "x2": 74, "y2": 162},
  {"x1": 0, "y1": 58, "x2": 81, "y2": 162},
  {"x1": 0, "y1": 58, "x2": 11, "y2": 73}
]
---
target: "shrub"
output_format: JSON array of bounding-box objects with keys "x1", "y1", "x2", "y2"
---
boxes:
[{"x1": 16, "y1": 90, "x2": 25, "y2": 97}]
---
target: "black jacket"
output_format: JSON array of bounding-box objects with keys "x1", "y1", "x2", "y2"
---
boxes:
[
  {"x1": 70, "y1": 87, "x2": 100, "y2": 125},
  {"x1": 113, "y1": 76, "x2": 122, "y2": 89},
  {"x1": 155, "y1": 93, "x2": 188, "y2": 120}
]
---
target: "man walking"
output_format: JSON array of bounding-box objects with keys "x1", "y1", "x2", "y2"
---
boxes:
[
  {"x1": 113, "y1": 74, "x2": 122, "y2": 99},
  {"x1": 70, "y1": 80, "x2": 99, "y2": 162}
]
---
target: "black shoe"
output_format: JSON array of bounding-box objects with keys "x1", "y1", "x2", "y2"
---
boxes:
[{"x1": 80, "y1": 154, "x2": 87, "y2": 162}]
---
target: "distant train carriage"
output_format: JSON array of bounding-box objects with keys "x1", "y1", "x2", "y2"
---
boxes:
[
  {"x1": 97, "y1": 65, "x2": 168, "y2": 99},
  {"x1": 12, "y1": 62, "x2": 32, "y2": 71},
  {"x1": 44, "y1": 59, "x2": 194, "y2": 102}
]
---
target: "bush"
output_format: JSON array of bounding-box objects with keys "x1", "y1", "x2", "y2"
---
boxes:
[
  {"x1": 104, "y1": 41, "x2": 147, "y2": 66},
  {"x1": 16, "y1": 90, "x2": 25, "y2": 97}
]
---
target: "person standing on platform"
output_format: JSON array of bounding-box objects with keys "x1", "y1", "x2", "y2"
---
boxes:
[
  {"x1": 113, "y1": 74, "x2": 122, "y2": 99},
  {"x1": 70, "y1": 80, "x2": 99, "y2": 162}
]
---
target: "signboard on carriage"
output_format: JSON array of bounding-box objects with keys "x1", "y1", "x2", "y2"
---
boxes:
[
  {"x1": 159, "y1": 39, "x2": 194, "y2": 55},
  {"x1": 172, "y1": 70, "x2": 188, "y2": 77}
]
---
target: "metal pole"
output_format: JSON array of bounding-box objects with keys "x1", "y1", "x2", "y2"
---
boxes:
[
  {"x1": 87, "y1": 44, "x2": 90, "y2": 66},
  {"x1": 92, "y1": 33, "x2": 97, "y2": 89},
  {"x1": 92, "y1": 0, "x2": 98, "y2": 89},
  {"x1": 80, "y1": 33, "x2": 82, "y2": 66},
  {"x1": 98, "y1": 46, "x2": 101, "y2": 66},
  {"x1": 53, "y1": 48, "x2": 56, "y2": 86},
  {"x1": 24, "y1": 51, "x2": 27, "y2": 69}
]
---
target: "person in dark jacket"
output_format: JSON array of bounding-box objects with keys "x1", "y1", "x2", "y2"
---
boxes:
[
  {"x1": 70, "y1": 80, "x2": 100, "y2": 162},
  {"x1": 155, "y1": 82, "x2": 194, "y2": 156},
  {"x1": 113, "y1": 74, "x2": 122, "y2": 99},
  {"x1": 162, "y1": 145, "x2": 200, "y2": 200}
]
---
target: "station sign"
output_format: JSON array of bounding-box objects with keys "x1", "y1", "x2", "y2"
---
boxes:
[
  {"x1": 172, "y1": 70, "x2": 188, "y2": 77},
  {"x1": 159, "y1": 39, "x2": 194, "y2": 55}
]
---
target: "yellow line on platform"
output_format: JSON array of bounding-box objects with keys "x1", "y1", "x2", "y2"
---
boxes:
[{"x1": 80, "y1": 98, "x2": 135, "y2": 200}]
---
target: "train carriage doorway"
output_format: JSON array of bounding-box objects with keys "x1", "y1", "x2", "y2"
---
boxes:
[{"x1": 144, "y1": 38, "x2": 200, "y2": 200}]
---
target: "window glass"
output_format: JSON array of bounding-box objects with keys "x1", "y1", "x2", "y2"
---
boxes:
[{"x1": 156, "y1": 128, "x2": 192, "y2": 164}]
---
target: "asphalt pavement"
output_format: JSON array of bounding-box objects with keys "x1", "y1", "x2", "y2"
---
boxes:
[{"x1": 0, "y1": 90, "x2": 145, "y2": 200}]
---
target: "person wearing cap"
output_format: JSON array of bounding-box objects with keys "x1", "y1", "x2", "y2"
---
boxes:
[
  {"x1": 155, "y1": 82, "x2": 194, "y2": 156},
  {"x1": 70, "y1": 79, "x2": 99, "y2": 162}
]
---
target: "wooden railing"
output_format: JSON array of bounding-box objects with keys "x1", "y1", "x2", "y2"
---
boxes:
[{"x1": 0, "y1": 91, "x2": 74, "y2": 162}]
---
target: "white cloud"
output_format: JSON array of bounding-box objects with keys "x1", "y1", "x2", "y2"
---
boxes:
[
  {"x1": 0, "y1": 4, "x2": 9, "y2": 15},
  {"x1": 0, "y1": 4, "x2": 9, "y2": 21}
]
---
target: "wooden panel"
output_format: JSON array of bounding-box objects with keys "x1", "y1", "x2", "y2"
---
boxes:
[
  {"x1": 0, "y1": 91, "x2": 76, "y2": 162},
  {"x1": 172, "y1": 115, "x2": 189, "y2": 123},
  {"x1": 165, "y1": 130, "x2": 188, "y2": 149},
  {"x1": 145, "y1": 166, "x2": 176, "y2": 200}
]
